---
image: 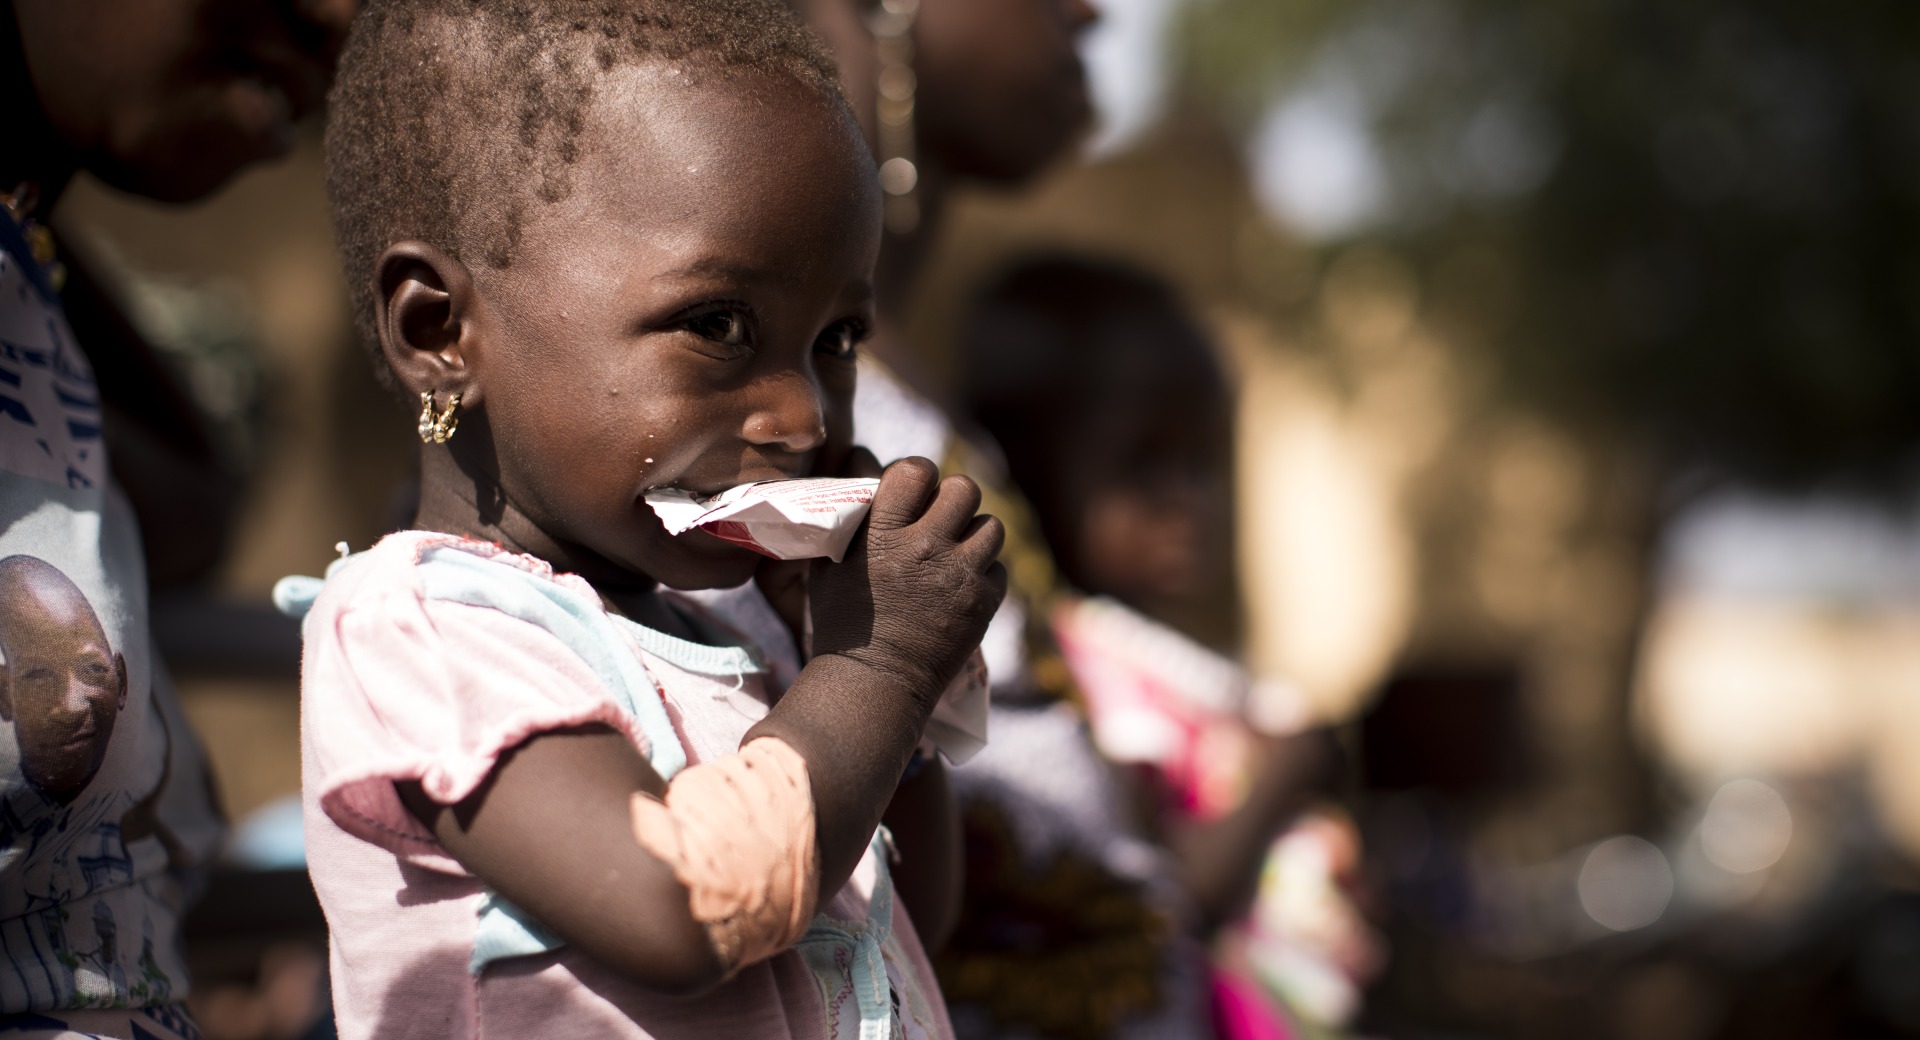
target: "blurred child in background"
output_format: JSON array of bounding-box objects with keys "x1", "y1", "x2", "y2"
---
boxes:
[
  {"x1": 789, "y1": 2, "x2": 1312, "y2": 1036},
  {"x1": 784, "y1": 3, "x2": 1377, "y2": 1035},
  {"x1": 955, "y1": 255, "x2": 1383, "y2": 1040}
]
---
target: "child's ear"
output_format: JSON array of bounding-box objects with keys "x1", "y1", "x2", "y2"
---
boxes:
[
  {"x1": 113, "y1": 653, "x2": 127, "y2": 712},
  {"x1": 374, "y1": 241, "x2": 483, "y2": 406}
]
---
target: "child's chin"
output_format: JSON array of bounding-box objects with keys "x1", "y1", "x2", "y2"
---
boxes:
[{"x1": 650, "y1": 541, "x2": 767, "y2": 592}]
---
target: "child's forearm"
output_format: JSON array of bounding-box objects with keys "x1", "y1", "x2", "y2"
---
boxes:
[
  {"x1": 753, "y1": 456, "x2": 1004, "y2": 914},
  {"x1": 881, "y1": 755, "x2": 960, "y2": 951},
  {"x1": 744, "y1": 651, "x2": 936, "y2": 904}
]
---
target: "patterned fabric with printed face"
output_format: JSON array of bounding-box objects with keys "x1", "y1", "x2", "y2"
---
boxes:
[{"x1": 0, "y1": 216, "x2": 223, "y2": 1015}]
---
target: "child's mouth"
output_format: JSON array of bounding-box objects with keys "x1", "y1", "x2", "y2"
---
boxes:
[{"x1": 645, "y1": 478, "x2": 880, "y2": 562}]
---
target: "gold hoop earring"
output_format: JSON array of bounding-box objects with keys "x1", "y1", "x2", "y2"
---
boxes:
[
  {"x1": 417, "y1": 390, "x2": 462, "y2": 444},
  {"x1": 870, "y1": 0, "x2": 920, "y2": 235}
]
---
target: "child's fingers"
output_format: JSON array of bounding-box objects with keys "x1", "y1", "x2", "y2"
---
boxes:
[
  {"x1": 866, "y1": 456, "x2": 940, "y2": 530},
  {"x1": 918, "y1": 474, "x2": 984, "y2": 541},
  {"x1": 980, "y1": 560, "x2": 1010, "y2": 608},
  {"x1": 953, "y1": 513, "x2": 1006, "y2": 573}
]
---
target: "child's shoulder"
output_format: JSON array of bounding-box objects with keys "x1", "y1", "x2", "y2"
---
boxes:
[{"x1": 297, "y1": 529, "x2": 600, "y2": 622}]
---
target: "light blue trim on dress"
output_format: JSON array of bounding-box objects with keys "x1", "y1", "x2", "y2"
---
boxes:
[
  {"x1": 410, "y1": 547, "x2": 775, "y2": 973},
  {"x1": 412, "y1": 547, "x2": 694, "y2": 781},
  {"x1": 852, "y1": 837, "x2": 897, "y2": 1040},
  {"x1": 793, "y1": 828, "x2": 899, "y2": 1040},
  {"x1": 281, "y1": 542, "x2": 908, "y2": 1030},
  {"x1": 270, "y1": 574, "x2": 325, "y2": 618},
  {"x1": 469, "y1": 890, "x2": 566, "y2": 973},
  {"x1": 277, "y1": 541, "x2": 778, "y2": 974},
  {"x1": 605, "y1": 610, "x2": 765, "y2": 680}
]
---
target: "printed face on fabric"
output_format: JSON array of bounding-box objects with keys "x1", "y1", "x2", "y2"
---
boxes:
[
  {"x1": 0, "y1": 556, "x2": 127, "y2": 805},
  {"x1": 438, "y1": 65, "x2": 882, "y2": 592}
]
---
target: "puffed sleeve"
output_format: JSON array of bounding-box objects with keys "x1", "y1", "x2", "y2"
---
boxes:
[{"x1": 302, "y1": 567, "x2": 662, "y2": 875}]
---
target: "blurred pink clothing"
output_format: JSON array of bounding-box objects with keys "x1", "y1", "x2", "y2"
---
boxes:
[{"x1": 296, "y1": 531, "x2": 952, "y2": 1040}]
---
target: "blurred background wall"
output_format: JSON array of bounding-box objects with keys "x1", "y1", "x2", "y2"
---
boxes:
[{"x1": 893, "y1": 0, "x2": 1920, "y2": 1033}]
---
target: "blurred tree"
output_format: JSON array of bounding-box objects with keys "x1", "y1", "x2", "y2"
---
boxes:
[
  {"x1": 1167, "y1": 3, "x2": 1920, "y2": 1030},
  {"x1": 1177, "y1": 0, "x2": 1920, "y2": 490}
]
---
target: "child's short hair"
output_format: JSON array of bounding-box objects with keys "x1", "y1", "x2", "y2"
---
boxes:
[{"x1": 325, "y1": 0, "x2": 845, "y2": 386}]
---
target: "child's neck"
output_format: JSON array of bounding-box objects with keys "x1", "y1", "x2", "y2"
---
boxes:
[{"x1": 413, "y1": 447, "x2": 664, "y2": 609}]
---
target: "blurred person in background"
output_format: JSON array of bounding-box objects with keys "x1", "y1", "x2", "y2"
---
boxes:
[
  {"x1": 957, "y1": 255, "x2": 1380, "y2": 1040},
  {"x1": 0, "y1": 2, "x2": 355, "y2": 1037},
  {"x1": 785, "y1": 2, "x2": 1365, "y2": 1037}
]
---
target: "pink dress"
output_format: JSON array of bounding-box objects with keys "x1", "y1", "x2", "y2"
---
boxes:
[{"x1": 291, "y1": 531, "x2": 954, "y2": 1040}]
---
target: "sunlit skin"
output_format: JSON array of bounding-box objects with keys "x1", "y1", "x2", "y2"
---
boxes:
[
  {"x1": 5, "y1": 0, "x2": 359, "y2": 205},
  {"x1": 0, "y1": 556, "x2": 128, "y2": 806},
  {"x1": 379, "y1": 61, "x2": 1005, "y2": 993}
]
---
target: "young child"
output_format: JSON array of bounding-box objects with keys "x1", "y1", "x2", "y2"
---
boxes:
[
  {"x1": 957, "y1": 255, "x2": 1379, "y2": 1040},
  {"x1": 280, "y1": 2, "x2": 1005, "y2": 1037}
]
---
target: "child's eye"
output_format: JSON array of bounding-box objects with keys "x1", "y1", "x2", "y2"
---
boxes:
[
  {"x1": 683, "y1": 308, "x2": 753, "y2": 357},
  {"x1": 814, "y1": 319, "x2": 867, "y2": 360}
]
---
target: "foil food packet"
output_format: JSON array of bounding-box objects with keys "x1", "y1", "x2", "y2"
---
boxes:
[{"x1": 646, "y1": 477, "x2": 882, "y2": 562}]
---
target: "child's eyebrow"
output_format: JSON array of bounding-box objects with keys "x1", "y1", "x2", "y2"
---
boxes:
[
  {"x1": 659, "y1": 257, "x2": 791, "y2": 285},
  {"x1": 655, "y1": 259, "x2": 874, "y2": 303}
]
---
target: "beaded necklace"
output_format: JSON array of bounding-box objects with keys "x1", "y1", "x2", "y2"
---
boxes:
[{"x1": 1, "y1": 182, "x2": 64, "y2": 290}]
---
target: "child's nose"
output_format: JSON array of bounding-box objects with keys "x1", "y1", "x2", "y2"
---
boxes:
[
  {"x1": 1062, "y1": 0, "x2": 1101, "y2": 31},
  {"x1": 60, "y1": 675, "x2": 93, "y2": 718},
  {"x1": 742, "y1": 372, "x2": 828, "y2": 454}
]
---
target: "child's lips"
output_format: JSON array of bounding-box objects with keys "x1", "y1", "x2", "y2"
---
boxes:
[
  {"x1": 636, "y1": 494, "x2": 750, "y2": 554},
  {"x1": 670, "y1": 525, "x2": 762, "y2": 560},
  {"x1": 669, "y1": 484, "x2": 735, "y2": 500},
  {"x1": 654, "y1": 468, "x2": 810, "y2": 502}
]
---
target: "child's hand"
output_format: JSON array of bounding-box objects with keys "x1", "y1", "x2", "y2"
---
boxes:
[
  {"x1": 753, "y1": 446, "x2": 886, "y2": 648},
  {"x1": 809, "y1": 456, "x2": 1007, "y2": 709}
]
